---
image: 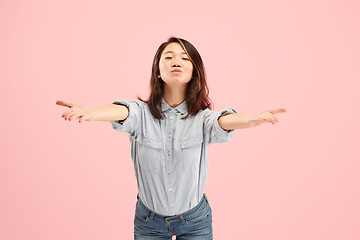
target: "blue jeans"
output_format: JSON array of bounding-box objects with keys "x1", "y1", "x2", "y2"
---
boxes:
[{"x1": 134, "y1": 193, "x2": 213, "y2": 240}]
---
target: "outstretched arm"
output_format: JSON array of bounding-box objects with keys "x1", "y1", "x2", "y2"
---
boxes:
[
  {"x1": 218, "y1": 108, "x2": 287, "y2": 130},
  {"x1": 56, "y1": 100, "x2": 129, "y2": 123}
]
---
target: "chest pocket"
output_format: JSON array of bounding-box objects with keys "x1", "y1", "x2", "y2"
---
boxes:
[
  {"x1": 135, "y1": 135, "x2": 164, "y2": 174},
  {"x1": 180, "y1": 135, "x2": 204, "y2": 171}
]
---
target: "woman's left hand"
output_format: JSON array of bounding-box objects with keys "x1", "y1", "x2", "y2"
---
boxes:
[{"x1": 249, "y1": 108, "x2": 287, "y2": 127}]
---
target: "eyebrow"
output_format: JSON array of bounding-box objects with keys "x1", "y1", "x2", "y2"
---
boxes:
[{"x1": 163, "y1": 51, "x2": 188, "y2": 55}]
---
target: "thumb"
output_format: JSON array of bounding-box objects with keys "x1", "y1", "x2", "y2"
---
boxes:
[{"x1": 56, "y1": 100, "x2": 73, "y2": 108}]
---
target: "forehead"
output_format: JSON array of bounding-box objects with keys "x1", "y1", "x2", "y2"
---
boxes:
[{"x1": 162, "y1": 42, "x2": 187, "y2": 55}]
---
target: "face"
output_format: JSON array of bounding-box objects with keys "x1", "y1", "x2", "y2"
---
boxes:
[{"x1": 158, "y1": 42, "x2": 193, "y2": 87}]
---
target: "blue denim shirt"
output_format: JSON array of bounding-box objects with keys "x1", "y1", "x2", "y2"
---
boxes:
[{"x1": 110, "y1": 97, "x2": 237, "y2": 215}]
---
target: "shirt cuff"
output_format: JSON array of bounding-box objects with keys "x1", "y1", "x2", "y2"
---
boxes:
[
  {"x1": 110, "y1": 100, "x2": 137, "y2": 134},
  {"x1": 215, "y1": 108, "x2": 238, "y2": 135}
]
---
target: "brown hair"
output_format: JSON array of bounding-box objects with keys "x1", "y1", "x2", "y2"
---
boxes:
[{"x1": 138, "y1": 36, "x2": 213, "y2": 120}]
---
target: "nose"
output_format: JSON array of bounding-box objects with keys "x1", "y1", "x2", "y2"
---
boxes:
[{"x1": 171, "y1": 57, "x2": 182, "y2": 67}]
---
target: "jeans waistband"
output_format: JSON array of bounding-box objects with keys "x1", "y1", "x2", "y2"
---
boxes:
[{"x1": 136, "y1": 193, "x2": 209, "y2": 220}]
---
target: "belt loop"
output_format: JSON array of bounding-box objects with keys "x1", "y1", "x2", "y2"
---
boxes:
[
  {"x1": 149, "y1": 211, "x2": 155, "y2": 220},
  {"x1": 179, "y1": 214, "x2": 186, "y2": 223}
]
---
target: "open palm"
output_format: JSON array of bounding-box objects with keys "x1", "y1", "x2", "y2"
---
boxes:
[{"x1": 56, "y1": 100, "x2": 92, "y2": 123}]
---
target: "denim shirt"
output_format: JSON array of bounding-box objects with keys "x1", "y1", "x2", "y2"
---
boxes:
[{"x1": 110, "y1": 97, "x2": 237, "y2": 216}]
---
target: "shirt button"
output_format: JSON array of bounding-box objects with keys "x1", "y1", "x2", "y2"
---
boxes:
[
  {"x1": 169, "y1": 188, "x2": 172, "y2": 191},
  {"x1": 168, "y1": 151, "x2": 171, "y2": 156},
  {"x1": 167, "y1": 170, "x2": 171, "y2": 174},
  {"x1": 170, "y1": 204, "x2": 174, "y2": 207}
]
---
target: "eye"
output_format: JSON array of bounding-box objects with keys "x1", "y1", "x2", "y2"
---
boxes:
[
  {"x1": 183, "y1": 58, "x2": 189, "y2": 60},
  {"x1": 165, "y1": 57, "x2": 172, "y2": 59}
]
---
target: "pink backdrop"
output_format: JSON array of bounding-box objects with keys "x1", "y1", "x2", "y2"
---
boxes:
[{"x1": 1, "y1": 0, "x2": 359, "y2": 239}]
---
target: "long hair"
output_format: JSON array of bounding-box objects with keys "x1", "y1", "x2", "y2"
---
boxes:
[{"x1": 138, "y1": 36, "x2": 213, "y2": 120}]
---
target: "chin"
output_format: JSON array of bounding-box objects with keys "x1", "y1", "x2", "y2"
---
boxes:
[{"x1": 166, "y1": 78, "x2": 191, "y2": 84}]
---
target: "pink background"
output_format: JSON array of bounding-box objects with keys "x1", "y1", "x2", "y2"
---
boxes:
[{"x1": 1, "y1": 0, "x2": 359, "y2": 239}]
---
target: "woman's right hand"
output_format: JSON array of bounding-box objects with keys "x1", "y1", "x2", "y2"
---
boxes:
[{"x1": 56, "y1": 100, "x2": 93, "y2": 123}]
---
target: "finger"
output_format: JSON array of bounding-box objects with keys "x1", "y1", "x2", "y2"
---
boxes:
[
  {"x1": 68, "y1": 113, "x2": 78, "y2": 121},
  {"x1": 269, "y1": 117, "x2": 275, "y2": 124},
  {"x1": 64, "y1": 112, "x2": 75, "y2": 120},
  {"x1": 270, "y1": 108, "x2": 286, "y2": 114},
  {"x1": 79, "y1": 115, "x2": 86, "y2": 123},
  {"x1": 62, "y1": 110, "x2": 72, "y2": 118},
  {"x1": 62, "y1": 110, "x2": 74, "y2": 119},
  {"x1": 56, "y1": 100, "x2": 74, "y2": 108},
  {"x1": 63, "y1": 113, "x2": 70, "y2": 120},
  {"x1": 62, "y1": 111, "x2": 69, "y2": 119},
  {"x1": 262, "y1": 117, "x2": 270, "y2": 123},
  {"x1": 69, "y1": 112, "x2": 81, "y2": 121},
  {"x1": 68, "y1": 113, "x2": 79, "y2": 121},
  {"x1": 70, "y1": 113, "x2": 83, "y2": 121},
  {"x1": 267, "y1": 117, "x2": 275, "y2": 124}
]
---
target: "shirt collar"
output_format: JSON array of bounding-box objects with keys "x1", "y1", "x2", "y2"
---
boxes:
[{"x1": 161, "y1": 97, "x2": 188, "y2": 115}]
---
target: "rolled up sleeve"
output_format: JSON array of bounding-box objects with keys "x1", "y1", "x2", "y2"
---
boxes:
[
  {"x1": 110, "y1": 100, "x2": 142, "y2": 136},
  {"x1": 204, "y1": 108, "x2": 238, "y2": 145}
]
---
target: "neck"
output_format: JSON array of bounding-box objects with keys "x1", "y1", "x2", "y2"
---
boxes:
[{"x1": 163, "y1": 83, "x2": 187, "y2": 108}]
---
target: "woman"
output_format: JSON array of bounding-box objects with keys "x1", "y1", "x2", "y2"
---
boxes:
[{"x1": 56, "y1": 37, "x2": 286, "y2": 240}]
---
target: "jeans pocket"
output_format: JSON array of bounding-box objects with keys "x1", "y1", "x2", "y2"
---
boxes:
[
  {"x1": 184, "y1": 204, "x2": 212, "y2": 224},
  {"x1": 134, "y1": 202, "x2": 153, "y2": 222}
]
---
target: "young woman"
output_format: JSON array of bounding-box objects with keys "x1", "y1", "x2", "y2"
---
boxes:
[{"x1": 56, "y1": 37, "x2": 286, "y2": 240}]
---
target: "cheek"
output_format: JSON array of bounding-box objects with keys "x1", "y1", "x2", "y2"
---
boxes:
[
  {"x1": 187, "y1": 65, "x2": 194, "y2": 76},
  {"x1": 158, "y1": 63, "x2": 167, "y2": 74},
  {"x1": 159, "y1": 61, "x2": 170, "y2": 71}
]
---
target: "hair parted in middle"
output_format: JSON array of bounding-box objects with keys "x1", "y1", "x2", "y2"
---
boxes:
[{"x1": 138, "y1": 36, "x2": 213, "y2": 120}]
